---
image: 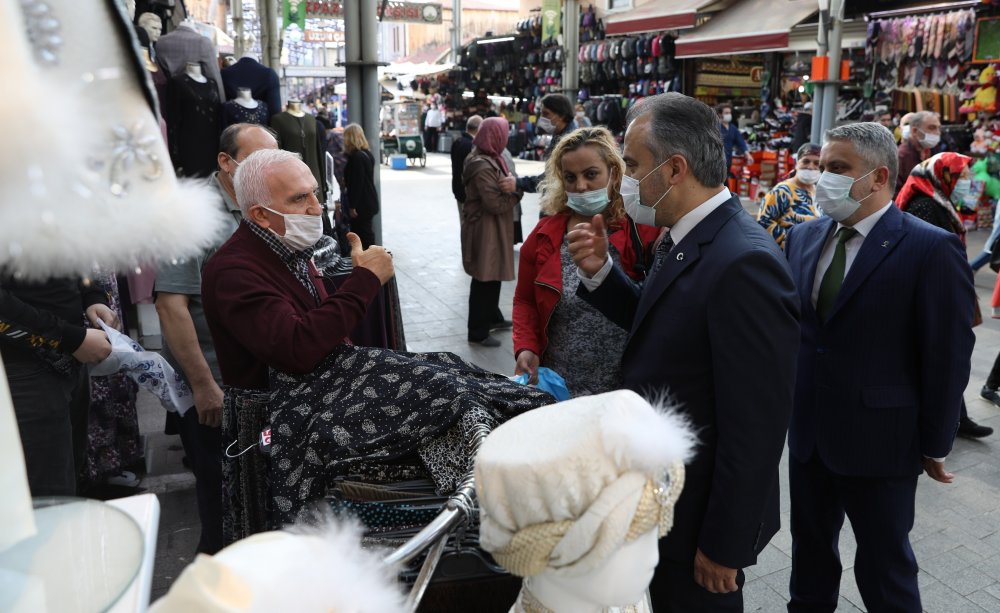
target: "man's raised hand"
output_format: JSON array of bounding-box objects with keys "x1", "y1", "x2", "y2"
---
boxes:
[{"x1": 348, "y1": 232, "x2": 394, "y2": 285}]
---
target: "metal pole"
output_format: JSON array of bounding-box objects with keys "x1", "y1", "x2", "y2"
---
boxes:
[
  {"x1": 452, "y1": 0, "x2": 461, "y2": 65},
  {"x1": 360, "y1": 2, "x2": 383, "y2": 245},
  {"x1": 258, "y1": 0, "x2": 280, "y2": 69},
  {"x1": 345, "y1": 1, "x2": 362, "y2": 126},
  {"x1": 819, "y1": 0, "x2": 844, "y2": 137},
  {"x1": 563, "y1": 0, "x2": 579, "y2": 98},
  {"x1": 233, "y1": 0, "x2": 244, "y2": 58},
  {"x1": 809, "y1": 3, "x2": 829, "y2": 145}
]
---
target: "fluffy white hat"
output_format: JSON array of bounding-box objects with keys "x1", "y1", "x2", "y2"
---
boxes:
[
  {"x1": 0, "y1": 1, "x2": 226, "y2": 279},
  {"x1": 475, "y1": 390, "x2": 697, "y2": 578},
  {"x1": 149, "y1": 520, "x2": 406, "y2": 613}
]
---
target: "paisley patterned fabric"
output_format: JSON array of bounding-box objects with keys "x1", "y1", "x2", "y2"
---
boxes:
[{"x1": 268, "y1": 345, "x2": 553, "y2": 526}]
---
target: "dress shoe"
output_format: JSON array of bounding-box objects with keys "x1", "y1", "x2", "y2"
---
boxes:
[
  {"x1": 980, "y1": 385, "x2": 1000, "y2": 407},
  {"x1": 490, "y1": 319, "x2": 513, "y2": 331},
  {"x1": 470, "y1": 336, "x2": 501, "y2": 347},
  {"x1": 958, "y1": 416, "x2": 993, "y2": 439}
]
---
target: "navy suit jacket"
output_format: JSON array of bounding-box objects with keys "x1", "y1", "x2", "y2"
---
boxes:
[
  {"x1": 784, "y1": 205, "x2": 975, "y2": 477},
  {"x1": 580, "y1": 195, "x2": 800, "y2": 569},
  {"x1": 220, "y1": 58, "x2": 282, "y2": 120}
]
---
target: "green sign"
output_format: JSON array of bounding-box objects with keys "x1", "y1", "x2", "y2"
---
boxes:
[
  {"x1": 542, "y1": 0, "x2": 560, "y2": 41},
  {"x1": 284, "y1": 0, "x2": 306, "y2": 31}
]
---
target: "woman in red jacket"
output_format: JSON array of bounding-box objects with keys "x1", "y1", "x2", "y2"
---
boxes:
[{"x1": 513, "y1": 126, "x2": 659, "y2": 396}]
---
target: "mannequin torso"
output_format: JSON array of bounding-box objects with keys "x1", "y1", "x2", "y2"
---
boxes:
[
  {"x1": 235, "y1": 87, "x2": 259, "y2": 109},
  {"x1": 512, "y1": 530, "x2": 658, "y2": 613},
  {"x1": 185, "y1": 62, "x2": 207, "y2": 84},
  {"x1": 286, "y1": 100, "x2": 306, "y2": 118}
]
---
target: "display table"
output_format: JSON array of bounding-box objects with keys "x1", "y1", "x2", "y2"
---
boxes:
[{"x1": 0, "y1": 494, "x2": 160, "y2": 613}]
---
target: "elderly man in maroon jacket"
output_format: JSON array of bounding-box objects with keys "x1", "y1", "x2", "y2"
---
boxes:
[{"x1": 202, "y1": 149, "x2": 393, "y2": 392}]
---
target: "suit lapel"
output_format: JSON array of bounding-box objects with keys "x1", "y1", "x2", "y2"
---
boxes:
[
  {"x1": 630, "y1": 197, "x2": 741, "y2": 333},
  {"x1": 798, "y1": 218, "x2": 836, "y2": 321},
  {"x1": 826, "y1": 206, "x2": 906, "y2": 323}
]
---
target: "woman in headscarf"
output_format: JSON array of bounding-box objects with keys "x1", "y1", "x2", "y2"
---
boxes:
[
  {"x1": 897, "y1": 152, "x2": 992, "y2": 439},
  {"x1": 756, "y1": 142, "x2": 822, "y2": 249},
  {"x1": 896, "y1": 152, "x2": 976, "y2": 243},
  {"x1": 461, "y1": 117, "x2": 523, "y2": 347}
]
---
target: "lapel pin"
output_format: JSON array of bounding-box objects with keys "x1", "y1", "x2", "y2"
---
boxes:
[
  {"x1": 676, "y1": 252, "x2": 685, "y2": 261},
  {"x1": 882, "y1": 241, "x2": 889, "y2": 248}
]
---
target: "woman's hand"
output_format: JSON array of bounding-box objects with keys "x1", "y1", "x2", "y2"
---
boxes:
[{"x1": 515, "y1": 350, "x2": 540, "y2": 385}]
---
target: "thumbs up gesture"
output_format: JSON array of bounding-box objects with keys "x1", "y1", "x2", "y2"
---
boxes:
[
  {"x1": 347, "y1": 232, "x2": 394, "y2": 285},
  {"x1": 566, "y1": 214, "x2": 609, "y2": 277}
]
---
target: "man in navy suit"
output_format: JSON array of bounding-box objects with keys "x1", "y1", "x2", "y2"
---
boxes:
[
  {"x1": 783, "y1": 123, "x2": 975, "y2": 612},
  {"x1": 568, "y1": 93, "x2": 800, "y2": 611}
]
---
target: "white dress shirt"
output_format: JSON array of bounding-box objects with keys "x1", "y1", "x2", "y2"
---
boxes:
[
  {"x1": 579, "y1": 187, "x2": 732, "y2": 290},
  {"x1": 810, "y1": 202, "x2": 893, "y2": 307}
]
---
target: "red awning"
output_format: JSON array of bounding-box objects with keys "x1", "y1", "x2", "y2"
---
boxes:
[
  {"x1": 674, "y1": 0, "x2": 818, "y2": 58},
  {"x1": 604, "y1": 0, "x2": 718, "y2": 35}
]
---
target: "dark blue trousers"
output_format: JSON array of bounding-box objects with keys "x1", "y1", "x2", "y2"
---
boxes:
[
  {"x1": 175, "y1": 407, "x2": 223, "y2": 554},
  {"x1": 788, "y1": 453, "x2": 920, "y2": 613}
]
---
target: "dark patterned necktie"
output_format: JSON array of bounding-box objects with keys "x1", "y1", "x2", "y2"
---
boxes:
[
  {"x1": 816, "y1": 227, "x2": 858, "y2": 322},
  {"x1": 646, "y1": 234, "x2": 674, "y2": 284}
]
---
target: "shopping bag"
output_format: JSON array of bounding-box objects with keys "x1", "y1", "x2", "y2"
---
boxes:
[
  {"x1": 512, "y1": 367, "x2": 571, "y2": 401},
  {"x1": 90, "y1": 320, "x2": 194, "y2": 414}
]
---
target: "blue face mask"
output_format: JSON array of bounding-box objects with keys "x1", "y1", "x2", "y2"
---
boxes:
[{"x1": 566, "y1": 182, "x2": 610, "y2": 216}]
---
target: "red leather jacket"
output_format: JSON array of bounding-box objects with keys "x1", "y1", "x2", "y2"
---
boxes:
[{"x1": 513, "y1": 212, "x2": 660, "y2": 358}]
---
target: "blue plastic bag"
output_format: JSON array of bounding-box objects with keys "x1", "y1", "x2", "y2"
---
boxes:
[{"x1": 512, "y1": 367, "x2": 571, "y2": 402}]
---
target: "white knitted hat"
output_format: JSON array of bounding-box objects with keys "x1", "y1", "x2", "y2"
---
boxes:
[
  {"x1": 149, "y1": 521, "x2": 406, "y2": 613},
  {"x1": 475, "y1": 390, "x2": 696, "y2": 578}
]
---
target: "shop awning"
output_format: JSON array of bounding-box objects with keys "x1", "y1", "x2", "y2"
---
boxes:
[
  {"x1": 605, "y1": 0, "x2": 718, "y2": 35},
  {"x1": 674, "y1": 0, "x2": 818, "y2": 58},
  {"x1": 786, "y1": 18, "x2": 867, "y2": 53}
]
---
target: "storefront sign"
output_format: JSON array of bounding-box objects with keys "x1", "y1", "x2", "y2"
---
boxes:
[
  {"x1": 304, "y1": 29, "x2": 344, "y2": 43},
  {"x1": 750, "y1": 67, "x2": 764, "y2": 83},
  {"x1": 305, "y1": 1, "x2": 443, "y2": 24},
  {"x1": 542, "y1": 0, "x2": 560, "y2": 41}
]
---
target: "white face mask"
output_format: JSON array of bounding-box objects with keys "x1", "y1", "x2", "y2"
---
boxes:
[
  {"x1": 262, "y1": 207, "x2": 324, "y2": 251},
  {"x1": 722, "y1": 113, "x2": 733, "y2": 123},
  {"x1": 901, "y1": 125, "x2": 911, "y2": 141},
  {"x1": 566, "y1": 182, "x2": 611, "y2": 216},
  {"x1": 951, "y1": 178, "x2": 973, "y2": 207},
  {"x1": 796, "y1": 168, "x2": 821, "y2": 185},
  {"x1": 918, "y1": 130, "x2": 940, "y2": 149},
  {"x1": 621, "y1": 159, "x2": 671, "y2": 227},
  {"x1": 537, "y1": 117, "x2": 555, "y2": 134},
  {"x1": 814, "y1": 169, "x2": 876, "y2": 222}
]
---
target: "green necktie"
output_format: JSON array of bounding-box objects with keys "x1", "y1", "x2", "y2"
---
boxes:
[{"x1": 816, "y1": 227, "x2": 858, "y2": 323}]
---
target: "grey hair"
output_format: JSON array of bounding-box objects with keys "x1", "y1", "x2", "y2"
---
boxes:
[
  {"x1": 234, "y1": 149, "x2": 302, "y2": 216},
  {"x1": 625, "y1": 93, "x2": 727, "y2": 187},
  {"x1": 219, "y1": 123, "x2": 278, "y2": 159},
  {"x1": 824, "y1": 122, "x2": 898, "y2": 189},
  {"x1": 908, "y1": 110, "x2": 937, "y2": 130},
  {"x1": 466, "y1": 114, "x2": 483, "y2": 134}
]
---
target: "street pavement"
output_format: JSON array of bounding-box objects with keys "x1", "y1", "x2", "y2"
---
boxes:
[{"x1": 141, "y1": 151, "x2": 1000, "y2": 611}]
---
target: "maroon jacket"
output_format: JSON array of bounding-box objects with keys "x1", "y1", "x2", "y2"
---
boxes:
[
  {"x1": 896, "y1": 140, "x2": 926, "y2": 195},
  {"x1": 202, "y1": 223, "x2": 381, "y2": 390},
  {"x1": 512, "y1": 212, "x2": 660, "y2": 359}
]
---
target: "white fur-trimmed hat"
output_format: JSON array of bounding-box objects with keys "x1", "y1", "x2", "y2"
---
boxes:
[
  {"x1": 475, "y1": 390, "x2": 697, "y2": 578},
  {"x1": 149, "y1": 521, "x2": 406, "y2": 613}
]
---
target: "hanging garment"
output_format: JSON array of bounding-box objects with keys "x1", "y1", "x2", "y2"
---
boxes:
[
  {"x1": 222, "y1": 99, "x2": 270, "y2": 127},
  {"x1": 166, "y1": 74, "x2": 222, "y2": 178},
  {"x1": 270, "y1": 112, "x2": 328, "y2": 200}
]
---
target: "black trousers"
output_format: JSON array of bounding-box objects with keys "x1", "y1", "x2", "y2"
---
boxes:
[
  {"x1": 649, "y1": 558, "x2": 745, "y2": 612},
  {"x1": 8, "y1": 360, "x2": 89, "y2": 496},
  {"x1": 351, "y1": 216, "x2": 376, "y2": 249},
  {"x1": 176, "y1": 406, "x2": 223, "y2": 554},
  {"x1": 467, "y1": 278, "x2": 502, "y2": 342},
  {"x1": 788, "y1": 453, "x2": 920, "y2": 613},
  {"x1": 987, "y1": 349, "x2": 1000, "y2": 389}
]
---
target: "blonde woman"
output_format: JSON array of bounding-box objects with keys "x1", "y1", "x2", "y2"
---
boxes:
[
  {"x1": 342, "y1": 123, "x2": 379, "y2": 248},
  {"x1": 512, "y1": 127, "x2": 659, "y2": 396}
]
